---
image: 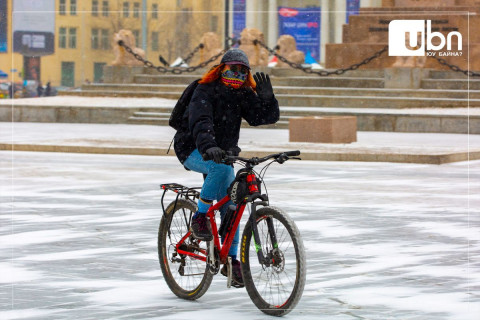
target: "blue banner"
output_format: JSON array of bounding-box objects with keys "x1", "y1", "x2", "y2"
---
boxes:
[
  {"x1": 232, "y1": 0, "x2": 246, "y2": 40},
  {"x1": 346, "y1": 0, "x2": 360, "y2": 23},
  {"x1": 0, "y1": 0, "x2": 6, "y2": 52},
  {"x1": 278, "y1": 7, "x2": 321, "y2": 61}
]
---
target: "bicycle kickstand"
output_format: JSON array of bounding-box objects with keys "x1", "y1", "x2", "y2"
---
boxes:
[{"x1": 227, "y1": 256, "x2": 232, "y2": 288}]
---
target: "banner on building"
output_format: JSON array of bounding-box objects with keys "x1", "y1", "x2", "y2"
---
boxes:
[
  {"x1": 232, "y1": 0, "x2": 246, "y2": 40},
  {"x1": 278, "y1": 7, "x2": 321, "y2": 61},
  {"x1": 346, "y1": 0, "x2": 360, "y2": 23},
  {"x1": 0, "y1": 0, "x2": 6, "y2": 53},
  {"x1": 13, "y1": 0, "x2": 55, "y2": 56}
]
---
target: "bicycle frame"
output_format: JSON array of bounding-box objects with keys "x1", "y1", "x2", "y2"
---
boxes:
[{"x1": 175, "y1": 195, "x2": 246, "y2": 265}]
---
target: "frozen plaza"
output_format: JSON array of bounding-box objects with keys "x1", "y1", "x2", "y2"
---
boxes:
[{"x1": 0, "y1": 145, "x2": 479, "y2": 319}]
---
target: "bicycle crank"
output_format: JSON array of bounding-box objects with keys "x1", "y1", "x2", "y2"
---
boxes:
[{"x1": 206, "y1": 240, "x2": 220, "y2": 274}]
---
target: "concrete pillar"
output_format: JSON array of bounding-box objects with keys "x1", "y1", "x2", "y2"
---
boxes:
[
  {"x1": 268, "y1": 0, "x2": 278, "y2": 49},
  {"x1": 360, "y1": 0, "x2": 383, "y2": 7},
  {"x1": 320, "y1": 0, "x2": 330, "y2": 64},
  {"x1": 334, "y1": 0, "x2": 346, "y2": 44}
]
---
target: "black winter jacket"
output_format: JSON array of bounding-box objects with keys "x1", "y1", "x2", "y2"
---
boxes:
[{"x1": 174, "y1": 79, "x2": 280, "y2": 163}]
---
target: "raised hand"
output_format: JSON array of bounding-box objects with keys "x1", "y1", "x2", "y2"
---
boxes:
[{"x1": 253, "y1": 72, "x2": 274, "y2": 101}]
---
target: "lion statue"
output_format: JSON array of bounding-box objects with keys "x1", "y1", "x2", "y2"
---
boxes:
[
  {"x1": 238, "y1": 28, "x2": 269, "y2": 66},
  {"x1": 192, "y1": 32, "x2": 223, "y2": 67},
  {"x1": 111, "y1": 29, "x2": 146, "y2": 66},
  {"x1": 275, "y1": 35, "x2": 305, "y2": 68}
]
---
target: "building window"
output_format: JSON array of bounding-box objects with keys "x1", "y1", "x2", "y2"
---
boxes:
[
  {"x1": 70, "y1": 0, "x2": 77, "y2": 15},
  {"x1": 133, "y1": 30, "x2": 140, "y2": 48},
  {"x1": 133, "y1": 3, "x2": 140, "y2": 18},
  {"x1": 152, "y1": 4, "x2": 158, "y2": 19},
  {"x1": 102, "y1": 1, "x2": 109, "y2": 16},
  {"x1": 59, "y1": 27, "x2": 67, "y2": 48},
  {"x1": 123, "y1": 2, "x2": 129, "y2": 17},
  {"x1": 68, "y1": 28, "x2": 77, "y2": 48},
  {"x1": 91, "y1": 29, "x2": 99, "y2": 49},
  {"x1": 92, "y1": 0, "x2": 98, "y2": 16},
  {"x1": 101, "y1": 29, "x2": 110, "y2": 50},
  {"x1": 151, "y1": 32, "x2": 159, "y2": 51},
  {"x1": 59, "y1": 0, "x2": 66, "y2": 15}
]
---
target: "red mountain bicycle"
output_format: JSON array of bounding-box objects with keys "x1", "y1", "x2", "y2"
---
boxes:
[{"x1": 157, "y1": 151, "x2": 306, "y2": 316}]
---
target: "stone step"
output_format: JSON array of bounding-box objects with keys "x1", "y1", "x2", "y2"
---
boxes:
[
  {"x1": 133, "y1": 74, "x2": 386, "y2": 88},
  {"x1": 125, "y1": 108, "x2": 478, "y2": 134},
  {"x1": 60, "y1": 89, "x2": 479, "y2": 108},
  {"x1": 421, "y1": 79, "x2": 480, "y2": 90},
  {"x1": 141, "y1": 66, "x2": 386, "y2": 78},
  {"x1": 79, "y1": 83, "x2": 480, "y2": 99}
]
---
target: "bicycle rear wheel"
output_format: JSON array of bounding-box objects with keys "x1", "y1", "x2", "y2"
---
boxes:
[
  {"x1": 241, "y1": 206, "x2": 306, "y2": 316},
  {"x1": 158, "y1": 198, "x2": 213, "y2": 300}
]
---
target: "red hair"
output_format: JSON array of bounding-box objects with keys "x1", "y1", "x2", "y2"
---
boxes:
[{"x1": 199, "y1": 63, "x2": 256, "y2": 90}]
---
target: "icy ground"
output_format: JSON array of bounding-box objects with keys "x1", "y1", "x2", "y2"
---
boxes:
[{"x1": 0, "y1": 151, "x2": 479, "y2": 320}]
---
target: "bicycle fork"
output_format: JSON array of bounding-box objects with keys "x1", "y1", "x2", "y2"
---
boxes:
[{"x1": 248, "y1": 200, "x2": 278, "y2": 267}]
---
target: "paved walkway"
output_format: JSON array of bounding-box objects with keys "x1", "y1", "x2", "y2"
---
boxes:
[{"x1": 1, "y1": 122, "x2": 480, "y2": 164}]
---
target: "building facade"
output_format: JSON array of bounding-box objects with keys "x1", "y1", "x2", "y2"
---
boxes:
[{"x1": 0, "y1": 0, "x2": 381, "y2": 87}]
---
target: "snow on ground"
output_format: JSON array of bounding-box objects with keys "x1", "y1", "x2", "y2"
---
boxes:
[{"x1": 0, "y1": 151, "x2": 479, "y2": 319}]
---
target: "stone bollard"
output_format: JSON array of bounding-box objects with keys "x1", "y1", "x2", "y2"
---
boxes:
[
  {"x1": 289, "y1": 116, "x2": 357, "y2": 143},
  {"x1": 384, "y1": 68, "x2": 430, "y2": 89}
]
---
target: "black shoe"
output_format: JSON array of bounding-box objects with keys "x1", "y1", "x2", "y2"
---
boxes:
[
  {"x1": 221, "y1": 259, "x2": 244, "y2": 288},
  {"x1": 190, "y1": 213, "x2": 212, "y2": 241}
]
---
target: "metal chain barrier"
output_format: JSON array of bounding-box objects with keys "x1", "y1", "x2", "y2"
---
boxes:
[
  {"x1": 117, "y1": 38, "x2": 238, "y2": 74},
  {"x1": 429, "y1": 55, "x2": 480, "y2": 77},
  {"x1": 253, "y1": 39, "x2": 388, "y2": 76},
  {"x1": 119, "y1": 38, "x2": 480, "y2": 78}
]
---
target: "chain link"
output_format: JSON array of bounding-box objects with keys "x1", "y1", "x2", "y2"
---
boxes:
[
  {"x1": 118, "y1": 39, "x2": 238, "y2": 74},
  {"x1": 253, "y1": 39, "x2": 388, "y2": 76},
  {"x1": 119, "y1": 39, "x2": 480, "y2": 78},
  {"x1": 429, "y1": 55, "x2": 480, "y2": 77}
]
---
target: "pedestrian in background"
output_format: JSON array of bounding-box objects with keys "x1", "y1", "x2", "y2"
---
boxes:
[
  {"x1": 37, "y1": 82, "x2": 44, "y2": 97},
  {"x1": 45, "y1": 82, "x2": 52, "y2": 97}
]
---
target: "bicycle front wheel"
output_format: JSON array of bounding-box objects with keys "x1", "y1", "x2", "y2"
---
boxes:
[
  {"x1": 241, "y1": 206, "x2": 306, "y2": 316},
  {"x1": 158, "y1": 198, "x2": 213, "y2": 300}
]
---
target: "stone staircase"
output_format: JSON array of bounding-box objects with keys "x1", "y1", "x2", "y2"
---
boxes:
[{"x1": 58, "y1": 68, "x2": 480, "y2": 134}]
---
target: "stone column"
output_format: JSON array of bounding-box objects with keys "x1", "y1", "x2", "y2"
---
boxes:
[
  {"x1": 320, "y1": 0, "x2": 330, "y2": 64},
  {"x1": 268, "y1": 0, "x2": 278, "y2": 50}
]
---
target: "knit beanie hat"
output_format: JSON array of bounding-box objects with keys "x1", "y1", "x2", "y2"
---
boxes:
[{"x1": 220, "y1": 48, "x2": 250, "y2": 69}]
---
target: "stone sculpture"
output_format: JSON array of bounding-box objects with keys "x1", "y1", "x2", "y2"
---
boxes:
[
  {"x1": 193, "y1": 32, "x2": 222, "y2": 66},
  {"x1": 275, "y1": 35, "x2": 305, "y2": 68},
  {"x1": 111, "y1": 29, "x2": 146, "y2": 66},
  {"x1": 238, "y1": 28, "x2": 269, "y2": 66}
]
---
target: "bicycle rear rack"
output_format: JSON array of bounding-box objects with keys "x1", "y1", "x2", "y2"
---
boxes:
[{"x1": 160, "y1": 183, "x2": 201, "y2": 216}]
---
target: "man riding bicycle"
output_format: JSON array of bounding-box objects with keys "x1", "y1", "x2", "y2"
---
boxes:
[{"x1": 173, "y1": 48, "x2": 279, "y2": 287}]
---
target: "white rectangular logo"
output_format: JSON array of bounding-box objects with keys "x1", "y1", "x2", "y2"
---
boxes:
[{"x1": 388, "y1": 20, "x2": 462, "y2": 56}]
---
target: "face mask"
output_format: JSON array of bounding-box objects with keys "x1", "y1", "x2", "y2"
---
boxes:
[{"x1": 220, "y1": 64, "x2": 248, "y2": 89}]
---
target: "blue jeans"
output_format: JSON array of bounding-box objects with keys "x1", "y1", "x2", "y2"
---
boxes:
[{"x1": 184, "y1": 149, "x2": 239, "y2": 258}]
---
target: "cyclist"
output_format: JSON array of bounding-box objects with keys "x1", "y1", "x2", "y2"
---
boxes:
[{"x1": 173, "y1": 48, "x2": 279, "y2": 287}]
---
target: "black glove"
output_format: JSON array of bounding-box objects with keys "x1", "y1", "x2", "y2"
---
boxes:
[
  {"x1": 205, "y1": 147, "x2": 224, "y2": 163},
  {"x1": 227, "y1": 146, "x2": 241, "y2": 156},
  {"x1": 253, "y1": 72, "x2": 274, "y2": 101}
]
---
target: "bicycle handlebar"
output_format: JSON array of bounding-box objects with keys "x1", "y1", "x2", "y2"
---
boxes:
[{"x1": 202, "y1": 150, "x2": 301, "y2": 165}]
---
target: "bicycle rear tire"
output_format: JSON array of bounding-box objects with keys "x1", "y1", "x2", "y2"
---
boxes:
[
  {"x1": 241, "y1": 206, "x2": 306, "y2": 316},
  {"x1": 158, "y1": 198, "x2": 213, "y2": 300}
]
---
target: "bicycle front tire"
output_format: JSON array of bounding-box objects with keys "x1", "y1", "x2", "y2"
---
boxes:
[
  {"x1": 240, "y1": 206, "x2": 306, "y2": 316},
  {"x1": 158, "y1": 198, "x2": 213, "y2": 300}
]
